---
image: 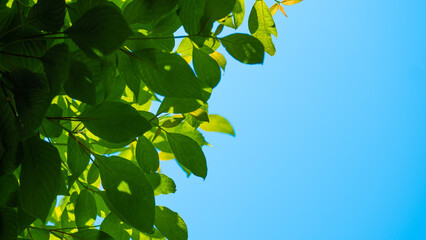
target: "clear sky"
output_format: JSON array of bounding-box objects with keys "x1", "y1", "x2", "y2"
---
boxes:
[{"x1": 157, "y1": 0, "x2": 426, "y2": 239}]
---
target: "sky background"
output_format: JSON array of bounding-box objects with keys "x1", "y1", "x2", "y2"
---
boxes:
[{"x1": 157, "y1": 0, "x2": 426, "y2": 239}]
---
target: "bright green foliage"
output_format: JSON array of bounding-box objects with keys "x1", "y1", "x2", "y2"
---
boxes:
[{"x1": 0, "y1": 0, "x2": 302, "y2": 239}]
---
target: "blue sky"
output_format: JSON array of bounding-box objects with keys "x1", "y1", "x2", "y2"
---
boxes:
[{"x1": 157, "y1": 0, "x2": 426, "y2": 239}]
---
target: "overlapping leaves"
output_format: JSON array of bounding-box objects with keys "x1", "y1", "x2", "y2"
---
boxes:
[{"x1": 0, "y1": 0, "x2": 302, "y2": 239}]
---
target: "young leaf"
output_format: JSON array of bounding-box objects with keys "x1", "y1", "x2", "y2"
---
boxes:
[
  {"x1": 28, "y1": 0, "x2": 66, "y2": 32},
  {"x1": 80, "y1": 101, "x2": 152, "y2": 143},
  {"x1": 67, "y1": 135, "x2": 90, "y2": 180},
  {"x1": 146, "y1": 173, "x2": 177, "y2": 196},
  {"x1": 19, "y1": 137, "x2": 61, "y2": 221},
  {"x1": 136, "y1": 136, "x2": 160, "y2": 174},
  {"x1": 220, "y1": 33, "x2": 264, "y2": 64},
  {"x1": 65, "y1": 4, "x2": 132, "y2": 58},
  {"x1": 97, "y1": 155, "x2": 155, "y2": 233},
  {"x1": 282, "y1": 0, "x2": 303, "y2": 5},
  {"x1": 166, "y1": 133, "x2": 207, "y2": 179},
  {"x1": 249, "y1": 0, "x2": 278, "y2": 56},
  {"x1": 75, "y1": 189, "x2": 97, "y2": 228},
  {"x1": 155, "y1": 206, "x2": 188, "y2": 240},
  {"x1": 193, "y1": 48, "x2": 221, "y2": 88},
  {"x1": 199, "y1": 114, "x2": 235, "y2": 136},
  {"x1": 209, "y1": 51, "x2": 227, "y2": 70}
]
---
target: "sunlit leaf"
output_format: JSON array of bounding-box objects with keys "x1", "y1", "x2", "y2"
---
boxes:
[
  {"x1": 199, "y1": 114, "x2": 235, "y2": 136},
  {"x1": 166, "y1": 133, "x2": 207, "y2": 179},
  {"x1": 98, "y1": 155, "x2": 155, "y2": 233},
  {"x1": 75, "y1": 189, "x2": 97, "y2": 228},
  {"x1": 146, "y1": 173, "x2": 176, "y2": 196},
  {"x1": 249, "y1": 0, "x2": 278, "y2": 56},
  {"x1": 155, "y1": 206, "x2": 187, "y2": 240},
  {"x1": 136, "y1": 136, "x2": 160, "y2": 174}
]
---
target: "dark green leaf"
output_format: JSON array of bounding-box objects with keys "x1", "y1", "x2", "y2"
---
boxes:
[
  {"x1": 19, "y1": 137, "x2": 61, "y2": 221},
  {"x1": 67, "y1": 135, "x2": 90, "y2": 179},
  {"x1": 75, "y1": 189, "x2": 97, "y2": 228},
  {"x1": 248, "y1": 0, "x2": 277, "y2": 56},
  {"x1": 146, "y1": 173, "x2": 176, "y2": 196},
  {"x1": 178, "y1": 0, "x2": 205, "y2": 35},
  {"x1": 193, "y1": 48, "x2": 221, "y2": 88},
  {"x1": 72, "y1": 229, "x2": 114, "y2": 240},
  {"x1": 41, "y1": 104, "x2": 63, "y2": 138},
  {"x1": 8, "y1": 69, "x2": 51, "y2": 138},
  {"x1": 87, "y1": 164, "x2": 100, "y2": 185},
  {"x1": 29, "y1": 0, "x2": 66, "y2": 32},
  {"x1": 65, "y1": 60, "x2": 97, "y2": 105},
  {"x1": 0, "y1": 174, "x2": 18, "y2": 207},
  {"x1": 97, "y1": 155, "x2": 155, "y2": 233},
  {"x1": 65, "y1": 4, "x2": 132, "y2": 57},
  {"x1": 161, "y1": 117, "x2": 184, "y2": 128},
  {"x1": 0, "y1": 207, "x2": 18, "y2": 240},
  {"x1": 130, "y1": 49, "x2": 204, "y2": 99},
  {"x1": 136, "y1": 136, "x2": 159, "y2": 174},
  {"x1": 100, "y1": 213, "x2": 131, "y2": 240},
  {"x1": 221, "y1": 33, "x2": 264, "y2": 64},
  {"x1": 154, "y1": 206, "x2": 187, "y2": 240},
  {"x1": 80, "y1": 101, "x2": 151, "y2": 143},
  {"x1": 157, "y1": 97, "x2": 202, "y2": 114},
  {"x1": 166, "y1": 133, "x2": 207, "y2": 179},
  {"x1": 40, "y1": 43, "x2": 70, "y2": 97},
  {"x1": 123, "y1": 0, "x2": 178, "y2": 24}
]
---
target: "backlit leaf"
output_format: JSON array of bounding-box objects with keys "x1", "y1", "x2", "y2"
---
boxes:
[
  {"x1": 155, "y1": 206, "x2": 187, "y2": 240},
  {"x1": 80, "y1": 101, "x2": 151, "y2": 143},
  {"x1": 199, "y1": 114, "x2": 235, "y2": 136},
  {"x1": 249, "y1": 0, "x2": 278, "y2": 56},
  {"x1": 97, "y1": 155, "x2": 155, "y2": 233},
  {"x1": 146, "y1": 173, "x2": 176, "y2": 196},
  {"x1": 193, "y1": 48, "x2": 221, "y2": 88},
  {"x1": 75, "y1": 189, "x2": 97, "y2": 228},
  {"x1": 67, "y1": 135, "x2": 90, "y2": 179},
  {"x1": 72, "y1": 229, "x2": 114, "y2": 240}
]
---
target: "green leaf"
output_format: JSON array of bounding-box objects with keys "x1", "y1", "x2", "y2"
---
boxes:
[
  {"x1": 75, "y1": 189, "x2": 97, "y2": 228},
  {"x1": 0, "y1": 174, "x2": 18, "y2": 207},
  {"x1": 100, "y1": 213, "x2": 131, "y2": 240},
  {"x1": 178, "y1": 0, "x2": 205, "y2": 35},
  {"x1": 161, "y1": 117, "x2": 184, "y2": 128},
  {"x1": 8, "y1": 69, "x2": 51, "y2": 138},
  {"x1": 97, "y1": 155, "x2": 155, "y2": 233},
  {"x1": 29, "y1": 0, "x2": 66, "y2": 32},
  {"x1": 80, "y1": 101, "x2": 152, "y2": 143},
  {"x1": 40, "y1": 43, "x2": 70, "y2": 97},
  {"x1": 232, "y1": 0, "x2": 245, "y2": 29},
  {"x1": 41, "y1": 104, "x2": 63, "y2": 138},
  {"x1": 64, "y1": 60, "x2": 97, "y2": 105},
  {"x1": 166, "y1": 133, "x2": 207, "y2": 179},
  {"x1": 67, "y1": 135, "x2": 90, "y2": 179},
  {"x1": 87, "y1": 164, "x2": 100, "y2": 185},
  {"x1": 65, "y1": 4, "x2": 132, "y2": 58},
  {"x1": 146, "y1": 173, "x2": 176, "y2": 196},
  {"x1": 130, "y1": 49, "x2": 204, "y2": 99},
  {"x1": 136, "y1": 136, "x2": 159, "y2": 174},
  {"x1": 19, "y1": 137, "x2": 61, "y2": 221},
  {"x1": 248, "y1": 0, "x2": 278, "y2": 56},
  {"x1": 154, "y1": 206, "x2": 188, "y2": 240},
  {"x1": 72, "y1": 229, "x2": 114, "y2": 240},
  {"x1": 221, "y1": 33, "x2": 264, "y2": 64},
  {"x1": 193, "y1": 48, "x2": 221, "y2": 88},
  {"x1": 0, "y1": 207, "x2": 18, "y2": 240},
  {"x1": 199, "y1": 114, "x2": 235, "y2": 136},
  {"x1": 123, "y1": 0, "x2": 178, "y2": 24},
  {"x1": 157, "y1": 97, "x2": 202, "y2": 114}
]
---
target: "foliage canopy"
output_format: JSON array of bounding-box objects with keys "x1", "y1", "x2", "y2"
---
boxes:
[{"x1": 0, "y1": 0, "x2": 302, "y2": 239}]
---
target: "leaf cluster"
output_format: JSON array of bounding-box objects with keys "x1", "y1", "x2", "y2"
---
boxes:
[{"x1": 0, "y1": 0, "x2": 302, "y2": 239}]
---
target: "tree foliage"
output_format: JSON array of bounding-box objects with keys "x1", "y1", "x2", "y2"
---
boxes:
[{"x1": 0, "y1": 0, "x2": 302, "y2": 239}]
